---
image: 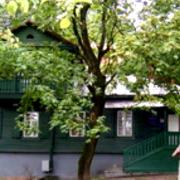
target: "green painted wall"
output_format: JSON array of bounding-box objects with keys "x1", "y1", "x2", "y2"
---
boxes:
[
  {"x1": 0, "y1": 25, "x2": 169, "y2": 155},
  {"x1": 0, "y1": 106, "x2": 166, "y2": 153},
  {"x1": 13, "y1": 26, "x2": 57, "y2": 45},
  {"x1": 0, "y1": 108, "x2": 2, "y2": 138}
]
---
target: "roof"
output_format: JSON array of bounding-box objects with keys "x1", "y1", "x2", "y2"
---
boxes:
[
  {"x1": 106, "y1": 82, "x2": 166, "y2": 96},
  {"x1": 12, "y1": 21, "x2": 78, "y2": 53},
  {"x1": 105, "y1": 101, "x2": 164, "y2": 108}
]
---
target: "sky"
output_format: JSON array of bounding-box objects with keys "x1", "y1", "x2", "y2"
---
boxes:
[{"x1": 127, "y1": 0, "x2": 151, "y2": 27}]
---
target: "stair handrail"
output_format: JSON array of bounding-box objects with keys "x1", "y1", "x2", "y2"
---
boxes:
[
  {"x1": 124, "y1": 132, "x2": 174, "y2": 167},
  {"x1": 123, "y1": 131, "x2": 180, "y2": 167}
]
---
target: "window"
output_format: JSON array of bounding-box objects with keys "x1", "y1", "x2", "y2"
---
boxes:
[
  {"x1": 117, "y1": 110, "x2": 132, "y2": 137},
  {"x1": 69, "y1": 128, "x2": 85, "y2": 137},
  {"x1": 168, "y1": 114, "x2": 180, "y2": 132},
  {"x1": 23, "y1": 111, "x2": 39, "y2": 138},
  {"x1": 69, "y1": 112, "x2": 86, "y2": 137},
  {"x1": 26, "y1": 34, "x2": 34, "y2": 39}
]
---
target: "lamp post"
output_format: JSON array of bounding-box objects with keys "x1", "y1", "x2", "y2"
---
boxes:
[{"x1": 172, "y1": 145, "x2": 180, "y2": 180}]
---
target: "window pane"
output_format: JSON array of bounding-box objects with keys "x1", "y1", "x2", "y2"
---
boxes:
[
  {"x1": 117, "y1": 110, "x2": 132, "y2": 137},
  {"x1": 168, "y1": 114, "x2": 179, "y2": 132},
  {"x1": 23, "y1": 112, "x2": 39, "y2": 138},
  {"x1": 69, "y1": 128, "x2": 85, "y2": 137},
  {"x1": 69, "y1": 112, "x2": 86, "y2": 137}
]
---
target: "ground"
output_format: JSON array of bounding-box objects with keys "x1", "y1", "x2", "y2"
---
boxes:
[
  {"x1": 0, "y1": 173, "x2": 178, "y2": 180},
  {"x1": 109, "y1": 173, "x2": 177, "y2": 180}
]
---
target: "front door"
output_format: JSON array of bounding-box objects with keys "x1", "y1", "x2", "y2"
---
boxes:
[{"x1": 134, "y1": 108, "x2": 165, "y2": 139}]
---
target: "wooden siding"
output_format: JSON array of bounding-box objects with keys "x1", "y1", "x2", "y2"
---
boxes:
[
  {"x1": 0, "y1": 107, "x2": 143, "y2": 153},
  {"x1": 13, "y1": 26, "x2": 57, "y2": 45},
  {"x1": 0, "y1": 24, "x2": 170, "y2": 157},
  {"x1": 0, "y1": 108, "x2": 2, "y2": 138}
]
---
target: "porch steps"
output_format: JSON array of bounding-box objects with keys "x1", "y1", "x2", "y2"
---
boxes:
[
  {"x1": 123, "y1": 132, "x2": 180, "y2": 173},
  {"x1": 124, "y1": 147, "x2": 178, "y2": 172},
  {"x1": 104, "y1": 164, "x2": 177, "y2": 179},
  {"x1": 108, "y1": 173, "x2": 177, "y2": 180},
  {"x1": 124, "y1": 147, "x2": 164, "y2": 167}
]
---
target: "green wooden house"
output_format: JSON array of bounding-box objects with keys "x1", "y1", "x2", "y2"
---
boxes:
[{"x1": 0, "y1": 22, "x2": 179, "y2": 178}]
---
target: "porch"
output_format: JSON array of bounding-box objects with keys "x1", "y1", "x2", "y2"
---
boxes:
[{"x1": 123, "y1": 131, "x2": 180, "y2": 172}]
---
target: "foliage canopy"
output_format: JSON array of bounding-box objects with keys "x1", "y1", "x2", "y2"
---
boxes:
[{"x1": 0, "y1": 0, "x2": 179, "y2": 179}]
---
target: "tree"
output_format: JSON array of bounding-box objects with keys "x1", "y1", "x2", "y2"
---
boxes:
[
  {"x1": 115, "y1": 0, "x2": 180, "y2": 113},
  {"x1": 0, "y1": 0, "x2": 179, "y2": 179}
]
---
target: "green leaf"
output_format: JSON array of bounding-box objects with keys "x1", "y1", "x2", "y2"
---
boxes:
[
  {"x1": 59, "y1": 17, "x2": 71, "y2": 29},
  {"x1": 6, "y1": 1, "x2": 18, "y2": 16},
  {"x1": 18, "y1": 0, "x2": 29, "y2": 14},
  {"x1": 40, "y1": 0, "x2": 48, "y2": 4},
  {"x1": 75, "y1": 0, "x2": 92, "y2": 3}
]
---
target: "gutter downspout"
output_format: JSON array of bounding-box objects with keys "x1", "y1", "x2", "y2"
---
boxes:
[{"x1": 49, "y1": 127, "x2": 56, "y2": 173}]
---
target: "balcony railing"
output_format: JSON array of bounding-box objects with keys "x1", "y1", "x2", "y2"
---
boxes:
[
  {"x1": 123, "y1": 132, "x2": 180, "y2": 168},
  {"x1": 0, "y1": 79, "x2": 29, "y2": 94}
]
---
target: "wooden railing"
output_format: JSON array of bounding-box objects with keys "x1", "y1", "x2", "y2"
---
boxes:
[
  {"x1": 0, "y1": 79, "x2": 29, "y2": 93},
  {"x1": 123, "y1": 132, "x2": 180, "y2": 167}
]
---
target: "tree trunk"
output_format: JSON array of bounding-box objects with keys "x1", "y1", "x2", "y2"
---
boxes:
[
  {"x1": 78, "y1": 92, "x2": 105, "y2": 180},
  {"x1": 78, "y1": 138, "x2": 98, "y2": 180}
]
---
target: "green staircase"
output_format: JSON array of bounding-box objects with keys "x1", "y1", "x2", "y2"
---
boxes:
[{"x1": 123, "y1": 132, "x2": 180, "y2": 172}]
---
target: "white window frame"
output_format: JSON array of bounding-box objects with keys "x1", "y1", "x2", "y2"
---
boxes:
[
  {"x1": 168, "y1": 114, "x2": 180, "y2": 132},
  {"x1": 117, "y1": 110, "x2": 133, "y2": 137},
  {"x1": 69, "y1": 112, "x2": 86, "y2": 137},
  {"x1": 23, "y1": 111, "x2": 39, "y2": 138}
]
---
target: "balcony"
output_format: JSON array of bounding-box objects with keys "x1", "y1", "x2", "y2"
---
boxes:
[{"x1": 0, "y1": 79, "x2": 29, "y2": 98}]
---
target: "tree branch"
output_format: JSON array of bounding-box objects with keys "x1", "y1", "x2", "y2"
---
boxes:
[
  {"x1": 107, "y1": 14, "x2": 118, "y2": 48},
  {"x1": 46, "y1": 30, "x2": 78, "y2": 51},
  {"x1": 73, "y1": 3, "x2": 106, "y2": 89},
  {"x1": 98, "y1": 1, "x2": 118, "y2": 61},
  {"x1": 105, "y1": 73, "x2": 116, "y2": 87},
  {"x1": 72, "y1": 5, "x2": 85, "y2": 55},
  {"x1": 79, "y1": 4, "x2": 98, "y2": 65},
  {"x1": 105, "y1": 2, "x2": 118, "y2": 54},
  {"x1": 87, "y1": 84, "x2": 96, "y2": 97},
  {"x1": 98, "y1": 2, "x2": 107, "y2": 61}
]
